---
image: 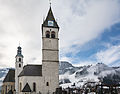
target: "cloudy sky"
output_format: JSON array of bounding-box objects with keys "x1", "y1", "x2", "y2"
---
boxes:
[{"x1": 0, "y1": 0, "x2": 120, "y2": 68}]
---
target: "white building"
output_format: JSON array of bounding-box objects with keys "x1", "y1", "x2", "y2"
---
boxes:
[{"x1": 2, "y1": 5, "x2": 59, "y2": 94}]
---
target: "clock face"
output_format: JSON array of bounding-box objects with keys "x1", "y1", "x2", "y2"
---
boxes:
[{"x1": 48, "y1": 21, "x2": 54, "y2": 26}]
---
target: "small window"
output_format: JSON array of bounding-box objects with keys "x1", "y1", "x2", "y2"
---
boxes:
[
  {"x1": 20, "y1": 83, "x2": 22, "y2": 92},
  {"x1": 51, "y1": 31, "x2": 55, "y2": 38},
  {"x1": 46, "y1": 31, "x2": 50, "y2": 38},
  {"x1": 46, "y1": 82, "x2": 49, "y2": 86},
  {"x1": 33, "y1": 82, "x2": 36, "y2": 92},
  {"x1": 19, "y1": 64, "x2": 21, "y2": 68},
  {"x1": 19, "y1": 58, "x2": 21, "y2": 62}
]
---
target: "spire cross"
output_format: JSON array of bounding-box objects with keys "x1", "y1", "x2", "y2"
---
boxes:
[
  {"x1": 49, "y1": 0, "x2": 51, "y2": 6},
  {"x1": 19, "y1": 41, "x2": 20, "y2": 46}
]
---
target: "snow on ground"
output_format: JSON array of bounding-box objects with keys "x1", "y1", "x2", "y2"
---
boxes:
[
  {"x1": 99, "y1": 69, "x2": 116, "y2": 77},
  {"x1": 60, "y1": 83, "x2": 73, "y2": 88},
  {"x1": 59, "y1": 62, "x2": 120, "y2": 88}
]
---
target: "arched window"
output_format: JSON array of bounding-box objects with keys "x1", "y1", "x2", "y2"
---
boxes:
[
  {"x1": 33, "y1": 82, "x2": 36, "y2": 92},
  {"x1": 51, "y1": 31, "x2": 55, "y2": 38},
  {"x1": 6, "y1": 86, "x2": 7, "y2": 93},
  {"x1": 19, "y1": 64, "x2": 21, "y2": 68},
  {"x1": 46, "y1": 31, "x2": 50, "y2": 38},
  {"x1": 20, "y1": 83, "x2": 22, "y2": 92},
  {"x1": 11, "y1": 86, "x2": 12, "y2": 90},
  {"x1": 46, "y1": 82, "x2": 49, "y2": 86},
  {"x1": 19, "y1": 58, "x2": 21, "y2": 62}
]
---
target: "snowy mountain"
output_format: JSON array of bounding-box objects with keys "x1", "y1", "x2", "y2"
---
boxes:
[
  {"x1": 0, "y1": 62, "x2": 120, "y2": 90},
  {"x1": 59, "y1": 62, "x2": 120, "y2": 88}
]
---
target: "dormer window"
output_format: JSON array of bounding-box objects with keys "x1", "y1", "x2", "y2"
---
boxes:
[{"x1": 46, "y1": 31, "x2": 50, "y2": 38}]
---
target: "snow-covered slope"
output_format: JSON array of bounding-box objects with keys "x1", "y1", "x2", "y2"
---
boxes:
[
  {"x1": 0, "y1": 62, "x2": 120, "y2": 90},
  {"x1": 59, "y1": 62, "x2": 120, "y2": 88}
]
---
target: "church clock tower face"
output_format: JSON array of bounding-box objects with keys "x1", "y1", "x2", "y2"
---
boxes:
[{"x1": 48, "y1": 21, "x2": 54, "y2": 26}]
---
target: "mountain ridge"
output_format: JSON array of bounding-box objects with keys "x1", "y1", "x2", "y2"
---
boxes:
[
  {"x1": 59, "y1": 61, "x2": 120, "y2": 88},
  {"x1": 0, "y1": 61, "x2": 120, "y2": 90}
]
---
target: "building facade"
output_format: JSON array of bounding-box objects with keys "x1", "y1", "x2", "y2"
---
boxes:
[{"x1": 2, "y1": 5, "x2": 59, "y2": 94}]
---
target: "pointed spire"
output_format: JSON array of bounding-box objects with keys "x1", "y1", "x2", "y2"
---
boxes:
[
  {"x1": 42, "y1": 5, "x2": 59, "y2": 28},
  {"x1": 46, "y1": 6, "x2": 55, "y2": 21}
]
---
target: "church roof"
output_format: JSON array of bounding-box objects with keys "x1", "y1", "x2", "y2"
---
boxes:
[
  {"x1": 18, "y1": 65, "x2": 42, "y2": 77},
  {"x1": 22, "y1": 83, "x2": 32, "y2": 92},
  {"x1": 3, "y1": 69, "x2": 15, "y2": 82},
  {"x1": 42, "y1": 6, "x2": 59, "y2": 28}
]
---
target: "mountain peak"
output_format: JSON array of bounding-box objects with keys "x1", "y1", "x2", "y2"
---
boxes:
[{"x1": 59, "y1": 61, "x2": 73, "y2": 69}]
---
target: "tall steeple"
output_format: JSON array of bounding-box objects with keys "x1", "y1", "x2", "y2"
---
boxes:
[
  {"x1": 15, "y1": 46, "x2": 24, "y2": 94},
  {"x1": 42, "y1": 5, "x2": 59, "y2": 94},
  {"x1": 42, "y1": 6, "x2": 59, "y2": 28}
]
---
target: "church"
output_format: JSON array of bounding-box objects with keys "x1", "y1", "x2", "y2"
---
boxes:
[{"x1": 1, "y1": 5, "x2": 59, "y2": 94}]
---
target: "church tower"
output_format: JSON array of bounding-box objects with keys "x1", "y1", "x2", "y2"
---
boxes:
[
  {"x1": 15, "y1": 46, "x2": 24, "y2": 94},
  {"x1": 42, "y1": 6, "x2": 59, "y2": 94}
]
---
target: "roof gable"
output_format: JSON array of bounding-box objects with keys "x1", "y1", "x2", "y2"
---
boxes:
[
  {"x1": 3, "y1": 69, "x2": 15, "y2": 82},
  {"x1": 22, "y1": 83, "x2": 31, "y2": 92}
]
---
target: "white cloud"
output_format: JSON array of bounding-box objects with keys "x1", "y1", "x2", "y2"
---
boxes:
[
  {"x1": 56, "y1": 0, "x2": 120, "y2": 63},
  {"x1": 0, "y1": 0, "x2": 120, "y2": 67},
  {"x1": 60, "y1": 56, "x2": 72, "y2": 63},
  {"x1": 57, "y1": 0, "x2": 120, "y2": 52},
  {"x1": 96, "y1": 45, "x2": 120, "y2": 65}
]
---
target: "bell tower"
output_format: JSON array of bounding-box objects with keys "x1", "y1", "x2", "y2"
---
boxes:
[
  {"x1": 15, "y1": 46, "x2": 24, "y2": 94},
  {"x1": 42, "y1": 6, "x2": 59, "y2": 94}
]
